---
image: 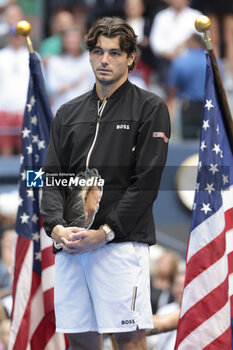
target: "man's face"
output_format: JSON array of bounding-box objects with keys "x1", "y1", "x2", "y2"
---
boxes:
[
  {"x1": 89, "y1": 35, "x2": 135, "y2": 86},
  {"x1": 168, "y1": 0, "x2": 189, "y2": 10}
]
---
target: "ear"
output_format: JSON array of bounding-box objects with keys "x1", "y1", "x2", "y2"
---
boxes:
[{"x1": 128, "y1": 51, "x2": 136, "y2": 67}]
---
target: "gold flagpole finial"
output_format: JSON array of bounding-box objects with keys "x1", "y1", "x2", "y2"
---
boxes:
[
  {"x1": 16, "y1": 20, "x2": 34, "y2": 54},
  {"x1": 195, "y1": 15, "x2": 212, "y2": 51}
]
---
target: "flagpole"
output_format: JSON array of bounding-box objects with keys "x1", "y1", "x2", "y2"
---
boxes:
[
  {"x1": 195, "y1": 15, "x2": 233, "y2": 153},
  {"x1": 16, "y1": 20, "x2": 34, "y2": 54}
]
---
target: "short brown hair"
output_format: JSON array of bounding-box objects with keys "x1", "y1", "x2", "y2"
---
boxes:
[{"x1": 85, "y1": 17, "x2": 137, "y2": 72}]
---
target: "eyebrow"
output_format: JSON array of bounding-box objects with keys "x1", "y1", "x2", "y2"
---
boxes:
[{"x1": 93, "y1": 46, "x2": 122, "y2": 51}]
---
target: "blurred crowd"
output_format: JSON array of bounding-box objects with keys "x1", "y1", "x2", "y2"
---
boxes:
[{"x1": 0, "y1": 0, "x2": 232, "y2": 155}]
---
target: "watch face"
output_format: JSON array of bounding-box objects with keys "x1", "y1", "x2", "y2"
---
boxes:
[{"x1": 108, "y1": 231, "x2": 115, "y2": 241}]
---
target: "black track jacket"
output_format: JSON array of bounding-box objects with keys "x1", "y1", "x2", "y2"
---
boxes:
[{"x1": 41, "y1": 80, "x2": 170, "y2": 246}]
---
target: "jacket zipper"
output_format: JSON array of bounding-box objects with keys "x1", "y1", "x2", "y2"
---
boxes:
[{"x1": 85, "y1": 98, "x2": 107, "y2": 170}]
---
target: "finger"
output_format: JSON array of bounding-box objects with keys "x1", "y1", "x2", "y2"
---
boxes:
[
  {"x1": 61, "y1": 237, "x2": 70, "y2": 245},
  {"x1": 70, "y1": 231, "x2": 87, "y2": 240},
  {"x1": 61, "y1": 237, "x2": 82, "y2": 247},
  {"x1": 70, "y1": 227, "x2": 85, "y2": 233}
]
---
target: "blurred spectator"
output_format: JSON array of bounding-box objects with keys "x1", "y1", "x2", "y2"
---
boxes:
[
  {"x1": 87, "y1": 0, "x2": 125, "y2": 27},
  {"x1": 1, "y1": 229, "x2": 14, "y2": 277},
  {"x1": 0, "y1": 1, "x2": 16, "y2": 46},
  {"x1": 0, "y1": 4, "x2": 29, "y2": 155},
  {"x1": 4, "y1": 2, "x2": 25, "y2": 31},
  {"x1": 17, "y1": 0, "x2": 42, "y2": 50},
  {"x1": 124, "y1": 0, "x2": 154, "y2": 86},
  {"x1": 0, "y1": 319, "x2": 11, "y2": 350},
  {"x1": 166, "y1": 33, "x2": 206, "y2": 139},
  {"x1": 0, "y1": 258, "x2": 10, "y2": 302},
  {"x1": 143, "y1": 0, "x2": 168, "y2": 22},
  {"x1": 42, "y1": 1, "x2": 92, "y2": 42},
  {"x1": 40, "y1": 10, "x2": 75, "y2": 61},
  {"x1": 147, "y1": 270, "x2": 185, "y2": 350},
  {"x1": 0, "y1": 229, "x2": 14, "y2": 317},
  {"x1": 0, "y1": 192, "x2": 18, "y2": 229},
  {"x1": 192, "y1": 0, "x2": 233, "y2": 88},
  {"x1": 45, "y1": 25, "x2": 94, "y2": 115},
  {"x1": 149, "y1": 0, "x2": 202, "y2": 89},
  {"x1": 150, "y1": 250, "x2": 181, "y2": 314},
  {"x1": 124, "y1": 0, "x2": 148, "y2": 46}
]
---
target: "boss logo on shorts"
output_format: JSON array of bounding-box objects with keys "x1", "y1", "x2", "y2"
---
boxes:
[
  {"x1": 121, "y1": 319, "x2": 135, "y2": 325},
  {"x1": 116, "y1": 124, "x2": 130, "y2": 130}
]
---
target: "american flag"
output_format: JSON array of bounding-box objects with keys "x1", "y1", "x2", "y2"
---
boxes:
[
  {"x1": 9, "y1": 52, "x2": 67, "y2": 349},
  {"x1": 175, "y1": 54, "x2": 233, "y2": 349}
]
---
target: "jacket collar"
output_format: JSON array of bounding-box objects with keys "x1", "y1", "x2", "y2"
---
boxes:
[{"x1": 91, "y1": 79, "x2": 130, "y2": 101}]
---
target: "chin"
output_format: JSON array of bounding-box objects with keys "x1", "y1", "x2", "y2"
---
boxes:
[{"x1": 97, "y1": 77, "x2": 114, "y2": 86}]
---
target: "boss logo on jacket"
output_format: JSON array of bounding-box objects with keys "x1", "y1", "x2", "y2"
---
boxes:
[{"x1": 116, "y1": 124, "x2": 130, "y2": 130}]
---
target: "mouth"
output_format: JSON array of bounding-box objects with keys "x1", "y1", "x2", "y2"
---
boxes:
[{"x1": 97, "y1": 68, "x2": 112, "y2": 74}]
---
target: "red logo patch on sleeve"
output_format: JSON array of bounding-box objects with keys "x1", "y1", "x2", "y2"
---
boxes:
[{"x1": 152, "y1": 131, "x2": 168, "y2": 143}]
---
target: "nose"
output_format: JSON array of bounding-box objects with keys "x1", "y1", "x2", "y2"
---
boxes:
[{"x1": 101, "y1": 52, "x2": 110, "y2": 66}]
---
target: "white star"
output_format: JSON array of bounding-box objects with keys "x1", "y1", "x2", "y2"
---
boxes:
[
  {"x1": 31, "y1": 115, "x2": 37, "y2": 125},
  {"x1": 220, "y1": 150, "x2": 223, "y2": 159},
  {"x1": 26, "y1": 144, "x2": 33, "y2": 154},
  {"x1": 26, "y1": 188, "x2": 34, "y2": 198},
  {"x1": 205, "y1": 99, "x2": 214, "y2": 111},
  {"x1": 20, "y1": 154, "x2": 24, "y2": 164},
  {"x1": 209, "y1": 163, "x2": 219, "y2": 175},
  {"x1": 212, "y1": 143, "x2": 221, "y2": 155},
  {"x1": 32, "y1": 135, "x2": 39, "y2": 143},
  {"x1": 200, "y1": 141, "x2": 207, "y2": 151},
  {"x1": 30, "y1": 95, "x2": 36, "y2": 106},
  {"x1": 37, "y1": 140, "x2": 45, "y2": 150},
  {"x1": 216, "y1": 124, "x2": 219, "y2": 134},
  {"x1": 205, "y1": 183, "x2": 215, "y2": 194},
  {"x1": 32, "y1": 232, "x2": 40, "y2": 242},
  {"x1": 222, "y1": 174, "x2": 229, "y2": 185},
  {"x1": 203, "y1": 120, "x2": 210, "y2": 131},
  {"x1": 18, "y1": 196, "x2": 23, "y2": 206},
  {"x1": 27, "y1": 104, "x2": 32, "y2": 112},
  {"x1": 32, "y1": 214, "x2": 39, "y2": 223},
  {"x1": 34, "y1": 168, "x2": 44, "y2": 181},
  {"x1": 201, "y1": 203, "x2": 212, "y2": 215},
  {"x1": 21, "y1": 170, "x2": 26, "y2": 181},
  {"x1": 193, "y1": 202, "x2": 196, "y2": 210},
  {"x1": 20, "y1": 212, "x2": 30, "y2": 224},
  {"x1": 22, "y1": 127, "x2": 31, "y2": 138},
  {"x1": 198, "y1": 161, "x2": 202, "y2": 171},
  {"x1": 35, "y1": 154, "x2": 40, "y2": 163},
  {"x1": 195, "y1": 182, "x2": 200, "y2": 191},
  {"x1": 35, "y1": 251, "x2": 41, "y2": 261}
]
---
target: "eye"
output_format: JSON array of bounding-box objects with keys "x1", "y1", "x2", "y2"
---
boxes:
[
  {"x1": 92, "y1": 48, "x2": 103, "y2": 55},
  {"x1": 110, "y1": 50, "x2": 121, "y2": 56}
]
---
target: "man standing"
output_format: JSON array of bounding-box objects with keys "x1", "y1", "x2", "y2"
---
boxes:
[
  {"x1": 41, "y1": 17, "x2": 170, "y2": 350},
  {"x1": 166, "y1": 34, "x2": 206, "y2": 139}
]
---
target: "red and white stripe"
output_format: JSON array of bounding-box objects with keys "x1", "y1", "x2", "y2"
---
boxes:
[
  {"x1": 9, "y1": 228, "x2": 67, "y2": 350},
  {"x1": 175, "y1": 185, "x2": 233, "y2": 349}
]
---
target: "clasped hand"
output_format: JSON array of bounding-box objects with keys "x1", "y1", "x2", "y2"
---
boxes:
[{"x1": 52, "y1": 225, "x2": 105, "y2": 254}]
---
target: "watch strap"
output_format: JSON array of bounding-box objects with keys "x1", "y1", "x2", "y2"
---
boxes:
[{"x1": 100, "y1": 224, "x2": 115, "y2": 243}]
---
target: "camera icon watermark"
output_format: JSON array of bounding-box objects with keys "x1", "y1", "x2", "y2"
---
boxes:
[{"x1": 26, "y1": 169, "x2": 45, "y2": 187}]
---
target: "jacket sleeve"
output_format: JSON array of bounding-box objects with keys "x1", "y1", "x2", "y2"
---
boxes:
[
  {"x1": 105, "y1": 100, "x2": 170, "y2": 238},
  {"x1": 41, "y1": 109, "x2": 67, "y2": 236}
]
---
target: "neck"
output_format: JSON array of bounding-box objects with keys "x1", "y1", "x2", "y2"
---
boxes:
[
  {"x1": 70, "y1": 50, "x2": 81, "y2": 58},
  {"x1": 174, "y1": 6, "x2": 185, "y2": 14},
  {"x1": 96, "y1": 77, "x2": 128, "y2": 99}
]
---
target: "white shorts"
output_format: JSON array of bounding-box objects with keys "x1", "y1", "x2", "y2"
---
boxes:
[{"x1": 54, "y1": 242, "x2": 153, "y2": 334}]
